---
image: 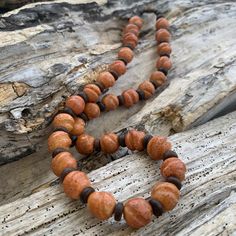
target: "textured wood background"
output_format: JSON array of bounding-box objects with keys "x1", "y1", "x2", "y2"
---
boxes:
[{"x1": 0, "y1": 0, "x2": 236, "y2": 235}]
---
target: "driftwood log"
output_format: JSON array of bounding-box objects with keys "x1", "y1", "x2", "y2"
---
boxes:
[{"x1": 0, "y1": 0, "x2": 236, "y2": 235}]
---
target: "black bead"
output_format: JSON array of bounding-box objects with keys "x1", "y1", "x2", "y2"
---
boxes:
[
  {"x1": 136, "y1": 89, "x2": 145, "y2": 100},
  {"x1": 94, "y1": 82, "x2": 106, "y2": 93},
  {"x1": 97, "y1": 101, "x2": 106, "y2": 112},
  {"x1": 114, "y1": 202, "x2": 124, "y2": 221},
  {"x1": 163, "y1": 150, "x2": 178, "y2": 160},
  {"x1": 143, "y1": 134, "x2": 153, "y2": 148},
  {"x1": 60, "y1": 168, "x2": 77, "y2": 182},
  {"x1": 159, "y1": 53, "x2": 170, "y2": 58},
  {"x1": 118, "y1": 133, "x2": 126, "y2": 147},
  {"x1": 156, "y1": 15, "x2": 164, "y2": 20},
  {"x1": 149, "y1": 199, "x2": 163, "y2": 217},
  {"x1": 118, "y1": 95, "x2": 124, "y2": 106},
  {"x1": 70, "y1": 135, "x2": 77, "y2": 147},
  {"x1": 53, "y1": 127, "x2": 69, "y2": 134},
  {"x1": 109, "y1": 70, "x2": 119, "y2": 80},
  {"x1": 158, "y1": 68, "x2": 168, "y2": 76},
  {"x1": 150, "y1": 80, "x2": 159, "y2": 89},
  {"x1": 94, "y1": 138, "x2": 101, "y2": 152},
  {"x1": 62, "y1": 107, "x2": 76, "y2": 118},
  {"x1": 77, "y1": 91, "x2": 89, "y2": 103},
  {"x1": 117, "y1": 58, "x2": 128, "y2": 66},
  {"x1": 78, "y1": 112, "x2": 89, "y2": 122},
  {"x1": 123, "y1": 43, "x2": 135, "y2": 50},
  {"x1": 52, "y1": 148, "x2": 69, "y2": 158},
  {"x1": 166, "y1": 176, "x2": 182, "y2": 190},
  {"x1": 80, "y1": 187, "x2": 95, "y2": 203}
]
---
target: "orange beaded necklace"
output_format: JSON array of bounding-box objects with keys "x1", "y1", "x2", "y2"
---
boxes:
[{"x1": 48, "y1": 16, "x2": 186, "y2": 229}]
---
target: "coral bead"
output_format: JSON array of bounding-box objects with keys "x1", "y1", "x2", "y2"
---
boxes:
[
  {"x1": 122, "y1": 89, "x2": 139, "y2": 108},
  {"x1": 156, "y1": 29, "x2": 171, "y2": 43},
  {"x1": 155, "y1": 17, "x2": 170, "y2": 30},
  {"x1": 151, "y1": 182, "x2": 180, "y2": 211},
  {"x1": 157, "y1": 42, "x2": 172, "y2": 56},
  {"x1": 52, "y1": 113, "x2": 75, "y2": 132},
  {"x1": 71, "y1": 117, "x2": 85, "y2": 136},
  {"x1": 76, "y1": 134, "x2": 95, "y2": 155},
  {"x1": 48, "y1": 131, "x2": 72, "y2": 152},
  {"x1": 84, "y1": 103, "x2": 100, "y2": 120},
  {"x1": 51, "y1": 152, "x2": 77, "y2": 177},
  {"x1": 87, "y1": 192, "x2": 116, "y2": 220},
  {"x1": 83, "y1": 84, "x2": 101, "y2": 103},
  {"x1": 124, "y1": 198, "x2": 153, "y2": 229},
  {"x1": 65, "y1": 95, "x2": 85, "y2": 115},
  {"x1": 147, "y1": 136, "x2": 172, "y2": 160},
  {"x1": 156, "y1": 56, "x2": 172, "y2": 71},
  {"x1": 123, "y1": 32, "x2": 138, "y2": 48},
  {"x1": 63, "y1": 171, "x2": 91, "y2": 200},
  {"x1": 161, "y1": 157, "x2": 187, "y2": 181},
  {"x1": 138, "y1": 81, "x2": 155, "y2": 99},
  {"x1": 118, "y1": 47, "x2": 134, "y2": 63},
  {"x1": 100, "y1": 133, "x2": 119, "y2": 154},
  {"x1": 149, "y1": 71, "x2": 167, "y2": 87},
  {"x1": 125, "y1": 130, "x2": 145, "y2": 151},
  {"x1": 97, "y1": 72, "x2": 115, "y2": 88},
  {"x1": 102, "y1": 94, "x2": 119, "y2": 111},
  {"x1": 123, "y1": 24, "x2": 139, "y2": 36},
  {"x1": 129, "y1": 16, "x2": 143, "y2": 29},
  {"x1": 109, "y1": 60, "x2": 126, "y2": 77}
]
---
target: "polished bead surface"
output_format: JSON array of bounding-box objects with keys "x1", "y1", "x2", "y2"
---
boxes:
[
  {"x1": 122, "y1": 32, "x2": 138, "y2": 49},
  {"x1": 76, "y1": 134, "x2": 95, "y2": 155},
  {"x1": 65, "y1": 95, "x2": 85, "y2": 115},
  {"x1": 97, "y1": 72, "x2": 115, "y2": 88},
  {"x1": 125, "y1": 130, "x2": 145, "y2": 151},
  {"x1": 102, "y1": 94, "x2": 119, "y2": 111},
  {"x1": 149, "y1": 71, "x2": 167, "y2": 87},
  {"x1": 155, "y1": 17, "x2": 170, "y2": 30},
  {"x1": 129, "y1": 16, "x2": 143, "y2": 29},
  {"x1": 109, "y1": 60, "x2": 126, "y2": 77},
  {"x1": 157, "y1": 42, "x2": 172, "y2": 56},
  {"x1": 48, "y1": 131, "x2": 72, "y2": 152},
  {"x1": 83, "y1": 84, "x2": 101, "y2": 102},
  {"x1": 122, "y1": 89, "x2": 139, "y2": 108},
  {"x1": 138, "y1": 81, "x2": 155, "y2": 99},
  {"x1": 118, "y1": 47, "x2": 134, "y2": 63},
  {"x1": 52, "y1": 113, "x2": 75, "y2": 132},
  {"x1": 84, "y1": 103, "x2": 100, "y2": 120},
  {"x1": 100, "y1": 133, "x2": 119, "y2": 154},
  {"x1": 156, "y1": 29, "x2": 171, "y2": 43},
  {"x1": 156, "y1": 56, "x2": 172, "y2": 71},
  {"x1": 71, "y1": 117, "x2": 85, "y2": 136},
  {"x1": 123, "y1": 23, "x2": 139, "y2": 36}
]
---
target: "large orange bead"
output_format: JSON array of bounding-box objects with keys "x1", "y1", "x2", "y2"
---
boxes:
[
  {"x1": 102, "y1": 94, "x2": 119, "y2": 111},
  {"x1": 100, "y1": 133, "x2": 119, "y2": 154},
  {"x1": 87, "y1": 192, "x2": 116, "y2": 220},
  {"x1": 157, "y1": 42, "x2": 172, "y2": 56},
  {"x1": 84, "y1": 103, "x2": 100, "y2": 120},
  {"x1": 76, "y1": 134, "x2": 95, "y2": 155},
  {"x1": 123, "y1": 24, "x2": 139, "y2": 36},
  {"x1": 161, "y1": 157, "x2": 186, "y2": 181},
  {"x1": 129, "y1": 16, "x2": 143, "y2": 29},
  {"x1": 65, "y1": 95, "x2": 85, "y2": 115},
  {"x1": 155, "y1": 17, "x2": 170, "y2": 30},
  {"x1": 124, "y1": 198, "x2": 152, "y2": 229},
  {"x1": 118, "y1": 47, "x2": 134, "y2": 63},
  {"x1": 63, "y1": 171, "x2": 91, "y2": 200},
  {"x1": 83, "y1": 84, "x2": 101, "y2": 103},
  {"x1": 156, "y1": 29, "x2": 171, "y2": 43},
  {"x1": 123, "y1": 32, "x2": 138, "y2": 48},
  {"x1": 151, "y1": 182, "x2": 180, "y2": 211},
  {"x1": 156, "y1": 56, "x2": 172, "y2": 71},
  {"x1": 149, "y1": 71, "x2": 167, "y2": 87},
  {"x1": 51, "y1": 152, "x2": 77, "y2": 177},
  {"x1": 125, "y1": 130, "x2": 145, "y2": 151},
  {"x1": 97, "y1": 72, "x2": 115, "y2": 88},
  {"x1": 48, "y1": 131, "x2": 72, "y2": 152},
  {"x1": 52, "y1": 113, "x2": 75, "y2": 132},
  {"x1": 147, "y1": 136, "x2": 171, "y2": 160},
  {"x1": 138, "y1": 81, "x2": 155, "y2": 99},
  {"x1": 71, "y1": 117, "x2": 85, "y2": 136},
  {"x1": 109, "y1": 60, "x2": 126, "y2": 77},
  {"x1": 122, "y1": 89, "x2": 139, "y2": 108}
]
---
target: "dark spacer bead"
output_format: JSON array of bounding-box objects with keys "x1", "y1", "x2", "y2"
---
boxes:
[
  {"x1": 53, "y1": 127, "x2": 69, "y2": 134},
  {"x1": 150, "y1": 81, "x2": 159, "y2": 89},
  {"x1": 166, "y1": 176, "x2": 182, "y2": 190},
  {"x1": 118, "y1": 133, "x2": 126, "y2": 147},
  {"x1": 149, "y1": 199, "x2": 164, "y2": 217},
  {"x1": 78, "y1": 112, "x2": 89, "y2": 122},
  {"x1": 80, "y1": 187, "x2": 95, "y2": 203},
  {"x1": 94, "y1": 138, "x2": 101, "y2": 152},
  {"x1": 158, "y1": 68, "x2": 168, "y2": 76},
  {"x1": 114, "y1": 202, "x2": 124, "y2": 221},
  {"x1": 123, "y1": 43, "x2": 135, "y2": 50},
  {"x1": 77, "y1": 91, "x2": 89, "y2": 103},
  {"x1": 94, "y1": 82, "x2": 106, "y2": 93},
  {"x1": 156, "y1": 15, "x2": 164, "y2": 20},
  {"x1": 62, "y1": 107, "x2": 76, "y2": 118},
  {"x1": 70, "y1": 135, "x2": 77, "y2": 147},
  {"x1": 163, "y1": 150, "x2": 178, "y2": 160},
  {"x1": 159, "y1": 53, "x2": 170, "y2": 58},
  {"x1": 117, "y1": 58, "x2": 128, "y2": 66},
  {"x1": 109, "y1": 70, "x2": 119, "y2": 81},
  {"x1": 143, "y1": 134, "x2": 153, "y2": 148},
  {"x1": 60, "y1": 167, "x2": 77, "y2": 182},
  {"x1": 97, "y1": 101, "x2": 106, "y2": 112},
  {"x1": 52, "y1": 147, "x2": 69, "y2": 158},
  {"x1": 136, "y1": 89, "x2": 145, "y2": 100},
  {"x1": 118, "y1": 95, "x2": 124, "y2": 106}
]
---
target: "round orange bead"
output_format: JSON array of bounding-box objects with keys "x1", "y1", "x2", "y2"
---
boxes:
[
  {"x1": 87, "y1": 192, "x2": 116, "y2": 220},
  {"x1": 147, "y1": 136, "x2": 172, "y2": 160},
  {"x1": 118, "y1": 47, "x2": 134, "y2": 63},
  {"x1": 123, "y1": 32, "x2": 138, "y2": 48},
  {"x1": 102, "y1": 94, "x2": 119, "y2": 111},
  {"x1": 123, "y1": 24, "x2": 139, "y2": 36},
  {"x1": 157, "y1": 42, "x2": 172, "y2": 56},
  {"x1": 161, "y1": 157, "x2": 186, "y2": 181},
  {"x1": 71, "y1": 117, "x2": 85, "y2": 136},
  {"x1": 83, "y1": 84, "x2": 101, "y2": 103},
  {"x1": 129, "y1": 16, "x2": 143, "y2": 29},
  {"x1": 156, "y1": 29, "x2": 171, "y2": 43},
  {"x1": 156, "y1": 56, "x2": 172, "y2": 71},
  {"x1": 52, "y1": 113, "x2": 75, "y2": 132},
  {"x1": 97, "y1": 72, "x2": 115, "y2": 88},
  {"x1": 48, "y1": 131, "x2": 72, "y2": 152},
  {"x1": 155, "y1": 17, "x2": 170, "y2": 30},
  {"x1": 151, "y1": 182, "x2": 180, "y2": 211},
  {"x1": 51, "y1": 152, "x2": 77, "y2": 177},
  {"x1": 100, "y1": 133, "x2": 119, "y2": 154},
  {"x1": 138, "y1": 81, "x2": 155, "y2": 99},
  {"x1": 122, "y1": 89, "x2": 139, "y2": 108},
  {"x1": 149, "y1": 71, "x2": 167, "y2": 87},
  {"x1": 124, "y1": 198, "x2": 152, "y2": 229},
  {"x1": 125, "y1": 130, "x2": 145, "y2": 151},
  {"x1": 109, "y1": 60, "x2": 126, "y2": 77},
  {"x1": 65, "y1": 95, "x2": 85, "y2": 115},
  {"x1": 63, "y1": 171, "x2": 91, "y2": 200},
  {"x1": 76, "y1": 134, "x2": 95, "y2": 155},
  {"x1": 84, "y1": 103, "x2": 100, "y2": 120}
]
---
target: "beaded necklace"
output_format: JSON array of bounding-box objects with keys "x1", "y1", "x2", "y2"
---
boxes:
[{"x1": 48, "y1": 16, "x2": 186, "y2": 229}]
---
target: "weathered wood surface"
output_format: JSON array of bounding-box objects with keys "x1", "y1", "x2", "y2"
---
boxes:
[{"x1": 0, "y1": 111, "x2": 236, "y2": 235}]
